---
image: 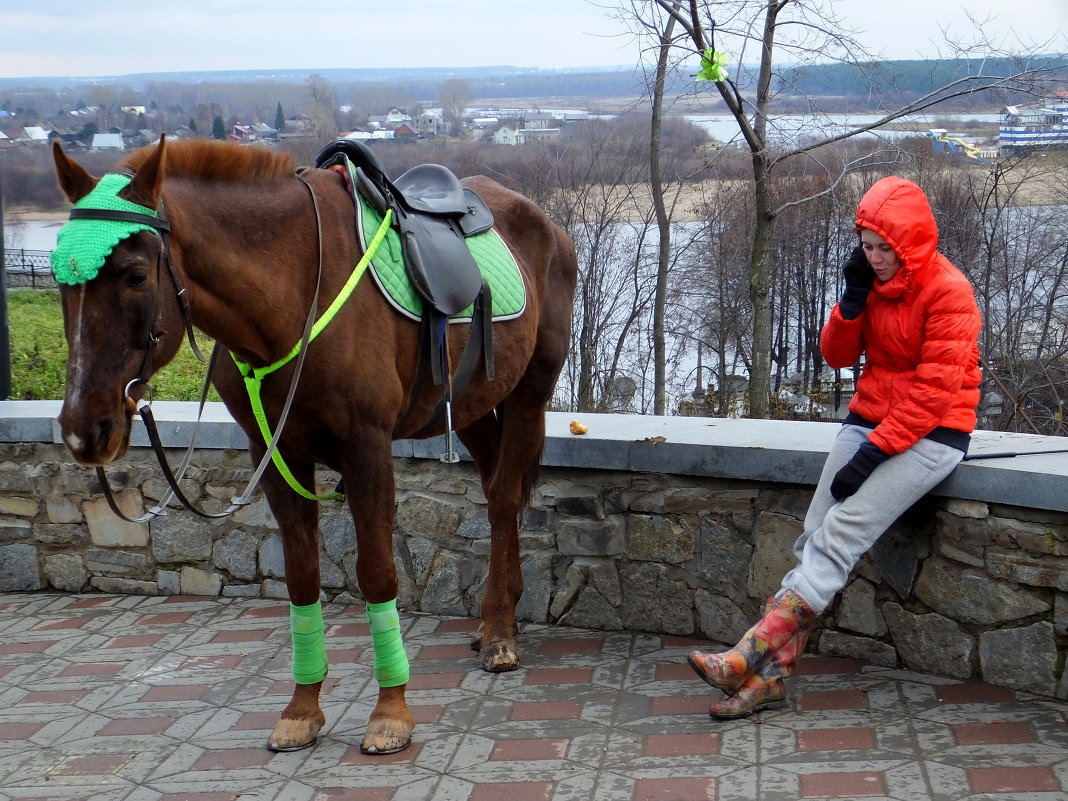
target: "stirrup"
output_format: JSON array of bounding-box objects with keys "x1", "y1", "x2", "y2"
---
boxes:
[{"x1": 440, "y1": 400, "x2": 460, "y2": 464}]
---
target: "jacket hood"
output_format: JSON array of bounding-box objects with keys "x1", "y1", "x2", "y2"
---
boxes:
[{"x1": 855, "y1": 176, "x2": 938, "y2": 278}]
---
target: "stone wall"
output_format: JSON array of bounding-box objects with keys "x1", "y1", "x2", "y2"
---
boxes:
[{"x1": 0, "y1": 403, "x2": 1065, "y2": 699}]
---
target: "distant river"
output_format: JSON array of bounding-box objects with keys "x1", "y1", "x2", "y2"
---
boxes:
[
  {"x1": 686, "y1": 111, "x2": 1004, "y2": 144},
  {"x1": 3, "y1": 218, "x2": 64, "y2": 252}
]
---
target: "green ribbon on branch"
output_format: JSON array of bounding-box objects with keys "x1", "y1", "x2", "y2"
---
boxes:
[{"x1": 697, "y1": 48, "x2": 729, "y2": 83}]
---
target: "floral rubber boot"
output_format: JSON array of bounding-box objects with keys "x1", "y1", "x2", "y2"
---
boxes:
[
  {"x1": 687, "y1": 589, "x2": 815, "y2": 695},
  {"x1": 707, "y1": 627, "x2": 810, "y2": 719}
]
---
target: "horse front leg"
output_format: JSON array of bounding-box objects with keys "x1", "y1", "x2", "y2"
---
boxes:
[
  {"x1": 344, "y1": 434, "x2": 415, "y2": 755},
  {"x1": 254, "y1": 452, "x2": 328, "y2": 752},
  {"x1": 458, "y1": 414, "x2": 525, "y2": 673}
]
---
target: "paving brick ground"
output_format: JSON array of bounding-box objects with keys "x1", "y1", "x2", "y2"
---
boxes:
[{"x1": 1, "y1": 592, "x2": 1065, "y2": 801}]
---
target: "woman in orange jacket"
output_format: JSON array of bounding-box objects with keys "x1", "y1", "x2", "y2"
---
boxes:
[{"x1": 689, "y1": 176, "x2": 983, "y2": 718}]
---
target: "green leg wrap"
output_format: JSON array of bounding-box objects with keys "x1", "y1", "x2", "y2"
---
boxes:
[
  {"x1": 290, "y1": 601, "x2": 328, "y2": 685},
  {"x1": 366, "y1": 599, "x2": 410, "y2": 688}
]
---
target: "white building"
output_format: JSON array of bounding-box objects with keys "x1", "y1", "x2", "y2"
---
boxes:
[{"x1": 91, "y1": 133, "x2": 125, "y2": 150}]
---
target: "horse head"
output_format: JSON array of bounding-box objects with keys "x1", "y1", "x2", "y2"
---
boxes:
[{"x1": 51, "y1": 137, "x2": 187, "y2": 466}]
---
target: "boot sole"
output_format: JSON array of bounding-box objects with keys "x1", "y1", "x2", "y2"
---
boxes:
[{"x1": 709, "y1": 697, "x2": 787, "y2": 720}]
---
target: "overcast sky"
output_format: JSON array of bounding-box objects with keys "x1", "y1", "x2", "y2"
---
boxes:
[{"x1": 1, "y1": 0, "x2": 1065, "y2": 79}]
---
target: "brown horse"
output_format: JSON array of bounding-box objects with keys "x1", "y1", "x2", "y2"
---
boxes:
[{"x1": 51, "y1": 137, "x2": 577, "y2": 755}]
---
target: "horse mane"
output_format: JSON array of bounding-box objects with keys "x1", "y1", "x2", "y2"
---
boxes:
[{"x1": 120, "y1": 139, "x2": 297, "y2": 183}]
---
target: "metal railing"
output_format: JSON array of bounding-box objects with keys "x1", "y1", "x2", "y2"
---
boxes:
[{"x1": 3, "y1": 248, "x2": 57, "y2": 289}]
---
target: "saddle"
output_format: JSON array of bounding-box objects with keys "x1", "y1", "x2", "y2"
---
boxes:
[
  {"x1": 315, "y1": 139, "x2": 491, "y2": 315},
  {"x1": 314, "y1": 139, "x2": 497, "y2": 460}
]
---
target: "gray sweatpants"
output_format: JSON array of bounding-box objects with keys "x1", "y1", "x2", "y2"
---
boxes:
[{"x1": 780, "y1": 423, "x2": 964, "y2": 613}]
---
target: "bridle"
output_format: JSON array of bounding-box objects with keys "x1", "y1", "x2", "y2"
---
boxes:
[
  {"x1": 80, "y1": 172, "x2": 339, "y2": 523},
  {"x1": 68, "y1": 200, "x2": 229, "y2": 522}
]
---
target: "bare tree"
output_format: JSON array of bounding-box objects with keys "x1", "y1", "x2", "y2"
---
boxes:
[
  {"x1": 438, "y1": 79, "x2": 473, "y2": 137},
  {"x1": 621, "y1": 3, "x2": 723, "y2": 413},
  {"x1": 617, "y1": 0, "x2": 1065, "y2": 418},
  {"x1": 647, "y1": 5, "x2": 679, "y2": 414},
  {"x1": 86, "y1": 85, "x2": 119, "y2": 133},
  {"x1": 305, "y1": 74, "x2": 339, "y2": 141},
  {"x1": 534, "y1": 123, "x2": 655, "y2": 412},
  {"x1": 929, "y1": 156, "x2": 1068, "y2": 434},
  {"x1": 673, "y1": 181, "x2": 753, "y2": 415}
]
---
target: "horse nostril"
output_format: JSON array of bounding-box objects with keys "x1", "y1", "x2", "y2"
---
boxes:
[{"x1": 91, "y1": 419, "x2": 114, "y2": 454}]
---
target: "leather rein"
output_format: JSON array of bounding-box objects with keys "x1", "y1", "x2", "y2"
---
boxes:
[{"x1": 89, "y1": 171, "x2": 337, "y2": 523}]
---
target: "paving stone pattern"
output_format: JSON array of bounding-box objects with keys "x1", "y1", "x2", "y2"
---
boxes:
[{"x1": 1, "y1": 592, "x2": 1066, "y2": 801}]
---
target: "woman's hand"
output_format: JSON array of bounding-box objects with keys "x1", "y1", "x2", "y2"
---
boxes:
[
  {"x1": 839, "y1": 245, "x2": 876, "y2": 320},
  {"x1": 830, "y1": 440, "x2": 890, "y2": 500}
]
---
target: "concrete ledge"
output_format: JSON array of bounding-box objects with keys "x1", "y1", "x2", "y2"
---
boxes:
[{"x1": 3, "y1": 400, "x2": 1066, "y2": 511}]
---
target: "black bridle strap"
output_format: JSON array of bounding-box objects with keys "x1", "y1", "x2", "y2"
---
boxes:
[
  {"x1": 68, "y1": 207, "x2": 171, "y2": 232},
  {"x1": 155, "y1": 200, "x2": 204, "y2": 361},
  {"x1": 137, "y1": 401, "x2": 237, "y2": 519},
  {"x1": 96, "y1": 467, "x2": 151, "y2": 524}
]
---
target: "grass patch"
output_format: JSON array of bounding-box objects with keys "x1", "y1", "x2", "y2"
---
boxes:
[{"x1": 7, "y1": 288, "x2": 219, "y2": 401}]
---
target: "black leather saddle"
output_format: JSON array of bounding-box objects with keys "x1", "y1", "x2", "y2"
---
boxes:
[{"x1": 315, "y1": 139, "x2": 492, "y2": 316}]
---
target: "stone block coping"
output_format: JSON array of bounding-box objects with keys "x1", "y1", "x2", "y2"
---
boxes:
[{"x1": 3, "y1": 400, "x2": 1066, "y2": 512}]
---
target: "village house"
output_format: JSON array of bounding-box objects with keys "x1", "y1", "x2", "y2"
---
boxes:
[
  {"x1": 16, "y1": 126, "x2": 49, "y2": 145},
  {"x1": 230, "y1": 123, "x2": 256, "y2": 143},
  {"x1": 90, "y1": 132, "x2": 124, "y2": 151},
  {"x1": 417, "y1": 109, "x2": 444, "y2": 137},
  {"x1": 369, "y1": 107, "x2": 412, "y2": 130},
  {"x1": 394, "y1": 122, "x2": 419, "y2": 142},
  {"x1": 522, "y1": 112, "x2": 557, "y2": 129},
  {"x1": 493, "y1": 125, "x2": 524, "y2": 146}
]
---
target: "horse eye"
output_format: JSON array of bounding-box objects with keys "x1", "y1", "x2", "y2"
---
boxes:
[{"x1": 125, "y1": 269, "x2": 149, "y2": 289}]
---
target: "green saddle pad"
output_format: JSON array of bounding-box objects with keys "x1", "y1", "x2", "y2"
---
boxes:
[{"x1": 355, "y1": 187, "x2": 526, "y2": 323}]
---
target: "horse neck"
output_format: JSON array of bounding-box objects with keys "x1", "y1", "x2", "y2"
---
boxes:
[{"x1": 164, "y1": 180, "x2": 320, "y2": 366}]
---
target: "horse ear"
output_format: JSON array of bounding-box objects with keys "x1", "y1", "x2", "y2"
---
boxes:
[
  {"x1": 52, "y1": 140, "x2": 98, "y2": 203},
  {"x1": 122, "y1": 133, "x2": 167, "y2": 208}
]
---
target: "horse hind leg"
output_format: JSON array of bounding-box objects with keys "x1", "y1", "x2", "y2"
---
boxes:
[{"x1": 458, "y1": 408, "x2": 540, "y2": 673}]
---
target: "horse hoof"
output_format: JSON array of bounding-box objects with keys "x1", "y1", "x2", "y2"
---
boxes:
[
  {"x1": 267, "y1": 718, "x2": 322, "y2": 752},
  {"x1": 360, "y1": 718, "x2": 414, "y2": 756},
  {"x1": 359, "y1": 737, "x2": 412, "y2": 755},
  {"x1": 471, "y1": 622, "x2": 520, "y2": 656},
  {"x1": 479, "y1": 640, "x2": 520, "y2": 673}
]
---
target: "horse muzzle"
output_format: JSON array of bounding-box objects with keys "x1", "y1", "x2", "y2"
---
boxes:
[{"x1": 58, "y1": 397, "x2": 135, "y2": 466}]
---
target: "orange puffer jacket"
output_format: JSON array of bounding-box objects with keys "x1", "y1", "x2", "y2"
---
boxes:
[{"x1": 821, "y1": 177, "x2": 982, "y2": 455}]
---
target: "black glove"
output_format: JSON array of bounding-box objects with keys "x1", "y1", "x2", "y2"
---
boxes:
[
  {"x1": 838, "y1": 245, "x2": 876, "y2": 320},
  {"x1": 830, "y1": 440, "x2": 891, "y2": 501}
]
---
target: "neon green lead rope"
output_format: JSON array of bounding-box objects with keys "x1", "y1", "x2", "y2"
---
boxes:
[{"x1": 231, "y1": 209, "x2": 393, "y2": 501}]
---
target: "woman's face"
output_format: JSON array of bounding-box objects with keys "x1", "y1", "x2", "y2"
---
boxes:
[{"x1": 860, "y1": 229, "x2": 903, "y2": 283}]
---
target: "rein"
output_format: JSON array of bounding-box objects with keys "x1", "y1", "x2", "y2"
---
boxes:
[{"x1": 96, "y1": 173, "x2": 392, "y2": 521}]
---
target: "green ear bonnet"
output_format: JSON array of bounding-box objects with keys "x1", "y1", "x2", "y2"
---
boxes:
[{"x1": 50, "y1": 174, "x2": 160, "y2": 285}]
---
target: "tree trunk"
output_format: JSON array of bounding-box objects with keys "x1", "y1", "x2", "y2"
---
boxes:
[
  {"x1": 648, "y1": 6, "x2": 677, "y2": 415},
  {"x1": 748, "y1": 151, "x2": 775, "y2": 418}
]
